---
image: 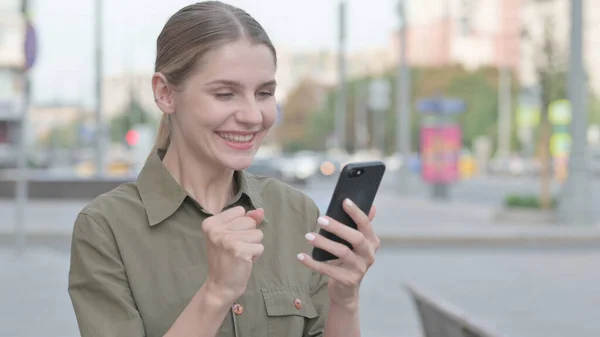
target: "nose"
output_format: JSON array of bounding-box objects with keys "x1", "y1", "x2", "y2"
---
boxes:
[{"x1": 236, "y1": 97, "x2": 263, "y2": 126}]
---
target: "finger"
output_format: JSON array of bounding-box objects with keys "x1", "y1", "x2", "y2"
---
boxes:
[
  {"x1": 317, "y1": 216, "x2": 370, "y2": 256},
  {"x1": 245, "y1": 208, "x2": 265, "y2": 224},
  {"x1": 368, "y1": 205, "x2": 376, "y2": 222},
  {"x1": 305, "y1": 231, "x2": 359, "y2": 263},
  {"x1": 227, "y1": 216, "x2": 258, "y2": 231},
  {"x1": 250, "y1": 243, "x2": 265, "y2": 262},
  {"x1": 342, "y1": 199, "x2": 377, "y2": 241},
  {"x1": 225, "y1": 229, "x2": 263, "y2": 244},
  {"x1": 211, "y1": 206, "x2": 246, "y2": 224},
  {"x1": 233, "y1": 242, "x2": 265, "y2": 262},
  {"x1": 297, "y1": 253, "x2": 359, "y2": 285}
]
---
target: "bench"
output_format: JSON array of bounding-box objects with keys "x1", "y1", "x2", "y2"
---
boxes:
[{"x1": 404, "y1": 283, "x2": 502, "y2": 337}]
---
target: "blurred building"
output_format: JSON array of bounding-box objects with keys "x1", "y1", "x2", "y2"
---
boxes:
[
  {"x1": 274, "y1": 44, "x2": 396, "y2": 102},
  {"x1": 0, "y1": 1, "x2": 28, "y2": 168},
  {"x1": 102, "y1": 73, "x2": 161, "y2": 120},
  {"x1": 389, "y1": 0, "x2": 522, "y2": 72},
  {"x1": 520, "y1": 0, "x2": 600, "y2": 95}
]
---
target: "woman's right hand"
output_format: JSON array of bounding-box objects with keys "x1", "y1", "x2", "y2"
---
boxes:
[{"x1": 201, "y1": 206, "x2": 265, "y2": 304}]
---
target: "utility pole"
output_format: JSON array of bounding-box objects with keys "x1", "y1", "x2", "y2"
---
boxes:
[
  {"x1": 559, "y1": 0, "x2": 593, "y2": 226},
  {"x1": 15, "y1": 0, "x2": 33, "y2": 255},
  {"x1": 335, "y1": 0, "x2": 347, "y2": 150},
  {"x1": 354, "y1": 81, "x2": 368, "y2": 150},
  {"x1": 497, "y1": 66, "x2": 511, "y2": 159},
  {"x1": 94, "y1": 0, "x2": 105, "y2": 177},
  {"x1": 396, "y1": 0, "x2": 411, "y2": 192}
]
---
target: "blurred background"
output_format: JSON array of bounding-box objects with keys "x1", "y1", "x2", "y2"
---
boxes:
[{"x1": 2, "y1": 0, "x2": 600, "y2": 336}]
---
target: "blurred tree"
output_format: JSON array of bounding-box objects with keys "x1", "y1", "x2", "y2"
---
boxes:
[
  {"x1": 109, "y1": 91, "x2": 157, "y2": 145},
  {"x1": 277, "y1": 78, "x2": 330, "y2": 152},
  {"x1": 305, "y1": 90, "x2": 337, "y2": 151},
  {"x1": 383, "y1": 65, "x2": 511, "y2": 154},
  {"x1": 42, "y1": 117, "x2": 88, "y2": 149},
  {"x1": 298, "y1": 66, "x2": 511, "y2": 155},
  {"x1": 528, "y1": 12, "x2": 567, "y2": 210},
  {"x1": 589, "y1": 95, "x2": 600, "y2": 126},
  {"x1": 48, "y1": 123, "x2": 78, "y2": 149}
]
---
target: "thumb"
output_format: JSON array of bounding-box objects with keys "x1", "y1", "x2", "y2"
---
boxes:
[{"x1": 246, "y1": 208, "x2": 265, "y2": 224}]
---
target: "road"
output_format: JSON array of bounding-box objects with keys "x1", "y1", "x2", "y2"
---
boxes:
[
  {"x1": 3, "y1": 173, "x2": 600, "y2": 247},
  {"x1": 2, "y1": 245, "x2": 599, "y2": 337}
]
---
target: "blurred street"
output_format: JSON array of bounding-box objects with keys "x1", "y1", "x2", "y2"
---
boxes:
[{"x1": 2, "y1": 173, "x2": 599, "y2": 241}]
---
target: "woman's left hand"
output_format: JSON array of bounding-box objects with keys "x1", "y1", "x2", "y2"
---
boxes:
[{"x1": 298, "y1": 198, "x2": 380, "y2": 309}]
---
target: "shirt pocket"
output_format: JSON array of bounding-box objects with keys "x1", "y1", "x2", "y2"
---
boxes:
[{"x1": 261, "y1": 286, "x2": 319, "y2": 337}]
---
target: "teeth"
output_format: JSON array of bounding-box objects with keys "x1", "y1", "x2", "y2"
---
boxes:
[{"x1": 217, "y1": 133, "x2": 254, "y2": 143}]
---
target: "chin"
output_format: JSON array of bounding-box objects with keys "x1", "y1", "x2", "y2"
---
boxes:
[{"x1": 219, "y1": 153, "x2": 256, "y2": 172}]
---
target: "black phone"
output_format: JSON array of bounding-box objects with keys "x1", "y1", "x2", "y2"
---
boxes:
[{"x1": 312, "y1": 161, "x2": 386, "y2": 262}]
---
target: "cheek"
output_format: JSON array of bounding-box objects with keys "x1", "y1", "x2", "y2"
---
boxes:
[
  {"x1": 179, "y1": 96, "x2": 225, "y2": 129},
  {"x1": 262, "y1": 105, "x2": 278, "y2": 128}
]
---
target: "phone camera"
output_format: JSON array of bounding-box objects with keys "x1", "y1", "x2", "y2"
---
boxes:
[{"x1": 348, "y1": 168, "x2": 364, "y2": 178}]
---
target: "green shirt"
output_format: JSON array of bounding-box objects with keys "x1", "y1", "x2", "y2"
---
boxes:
[{"x1": 68, "y1": 150, "x2": 329, "y2": 337}]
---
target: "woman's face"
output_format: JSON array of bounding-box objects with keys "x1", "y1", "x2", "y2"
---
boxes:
[{"x1": 171, "y1": 39, "x2": 277, "y2": 171}]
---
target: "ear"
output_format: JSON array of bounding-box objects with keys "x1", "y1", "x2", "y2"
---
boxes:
[{"x1": 152, "y1": 72, "x2": 175, "y2": 115}]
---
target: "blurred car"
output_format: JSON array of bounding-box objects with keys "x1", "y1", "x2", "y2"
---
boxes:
[
  {"x1": 247, "y1": 158, "x2": 285, "y2": 181},
  {"x1": 271, "y1": 154, "x2": 315, "y2": 185},
  {"x1": 383, "y1": 152, "x2": 403, "y2": 172},
  {"x1": 489, "y1": 155, "x2": 539, "y2": 176}
]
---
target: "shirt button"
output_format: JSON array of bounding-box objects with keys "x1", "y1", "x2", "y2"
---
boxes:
[
  {"x1": 293, "y1": 298, "x2": 303, "y2": 310},
  {"x1": 233, "y1": 303, "x2": 244, "y2": 315}
]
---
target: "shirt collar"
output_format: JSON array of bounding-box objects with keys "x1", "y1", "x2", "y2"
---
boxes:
[{"x1": 137, "y1": 149, "x2": 264, "y2": 226}]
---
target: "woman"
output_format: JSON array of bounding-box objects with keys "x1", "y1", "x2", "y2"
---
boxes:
[{"x1": 68, "y1": 2, "x2": 380, "y2": 337}]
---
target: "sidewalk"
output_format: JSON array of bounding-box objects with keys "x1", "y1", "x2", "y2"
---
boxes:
[
  {"x1": 373, "y1": 191, "x2": 600, "y2": 247},
  {"x1": 2, "y1": 193, "x2": 600, "y2": 249}
]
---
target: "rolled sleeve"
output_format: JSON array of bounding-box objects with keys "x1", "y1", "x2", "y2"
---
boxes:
[
  {"x1": 68, "y1": 212, "x2": 145, "y2": 337},
  {"x1": 303, "y1": 201, "x2": 330, "y2": 337}
]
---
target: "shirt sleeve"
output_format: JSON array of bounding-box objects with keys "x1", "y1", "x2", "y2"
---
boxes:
[
  {"x1": 68, "y1": 212, "x2": 145, "y2": 337},
  {"x1": 303, "y1": 201, "x2": 330, "y2": 337}
]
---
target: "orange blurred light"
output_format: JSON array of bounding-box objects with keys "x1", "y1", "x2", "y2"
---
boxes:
[{"x1": 320, "y1": 161, "x2": 336, "y2": 176}]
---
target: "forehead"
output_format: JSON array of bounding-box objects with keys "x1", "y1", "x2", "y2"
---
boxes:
[{"x1": 194, "y1": 40, "x2": 276, "y2": 85}]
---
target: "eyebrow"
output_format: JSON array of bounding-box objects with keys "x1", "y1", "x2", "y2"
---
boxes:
[{"x1": 205, "y1": 79, "x2": 277, "y2": 88}]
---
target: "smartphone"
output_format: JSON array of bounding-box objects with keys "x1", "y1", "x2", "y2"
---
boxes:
[{"x1": 312, "y1": 161, "x2": 386, "y2": 262}]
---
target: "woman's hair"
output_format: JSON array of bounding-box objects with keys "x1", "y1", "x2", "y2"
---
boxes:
[{"x1": 150, "y1": 1, "x2": 277, "y2": 155}]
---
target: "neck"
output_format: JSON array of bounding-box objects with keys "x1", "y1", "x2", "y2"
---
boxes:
[{"x1": 162, "y1": 142, "x2": 235, "y2": 214}]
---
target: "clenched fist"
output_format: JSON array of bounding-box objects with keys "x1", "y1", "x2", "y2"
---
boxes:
[{"x1": 201, "y1": 206, "x2": 265, "y2": 303}]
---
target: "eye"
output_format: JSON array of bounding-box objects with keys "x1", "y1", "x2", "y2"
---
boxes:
[
  {"x1": 257, "y1": 91, "x2": 274, "y2": 99},
  {"x1": 215, "y1": 93, "x2": 234, "y2": 100}
]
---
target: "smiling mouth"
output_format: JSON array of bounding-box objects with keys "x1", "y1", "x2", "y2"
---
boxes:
[{"x1": 215, "y1": 132, "x2": 256, "y2": 143}]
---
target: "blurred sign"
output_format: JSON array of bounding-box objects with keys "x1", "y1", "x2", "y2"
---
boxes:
[
  {"x1": 24, "y1": 20, "x2": 36, "y2": 70},
  {"x1": 79, "y1": 124, "x2": 94, "y2": 144},
  {"x1": 368, "y1": 79, "x2": 391, "y2": 111},
  {"x1": 420, "y1": 125, "x2": 462, "y2": 184},
  {"x1": 417, "y1": 97, "x2": 466, "y2": 114},
  {"x1": 549, "y1": 99, "x2": 572, "y2": 126},
  {"x1": 516, "y1": 105, "x2": 540, "y2": 128}
]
